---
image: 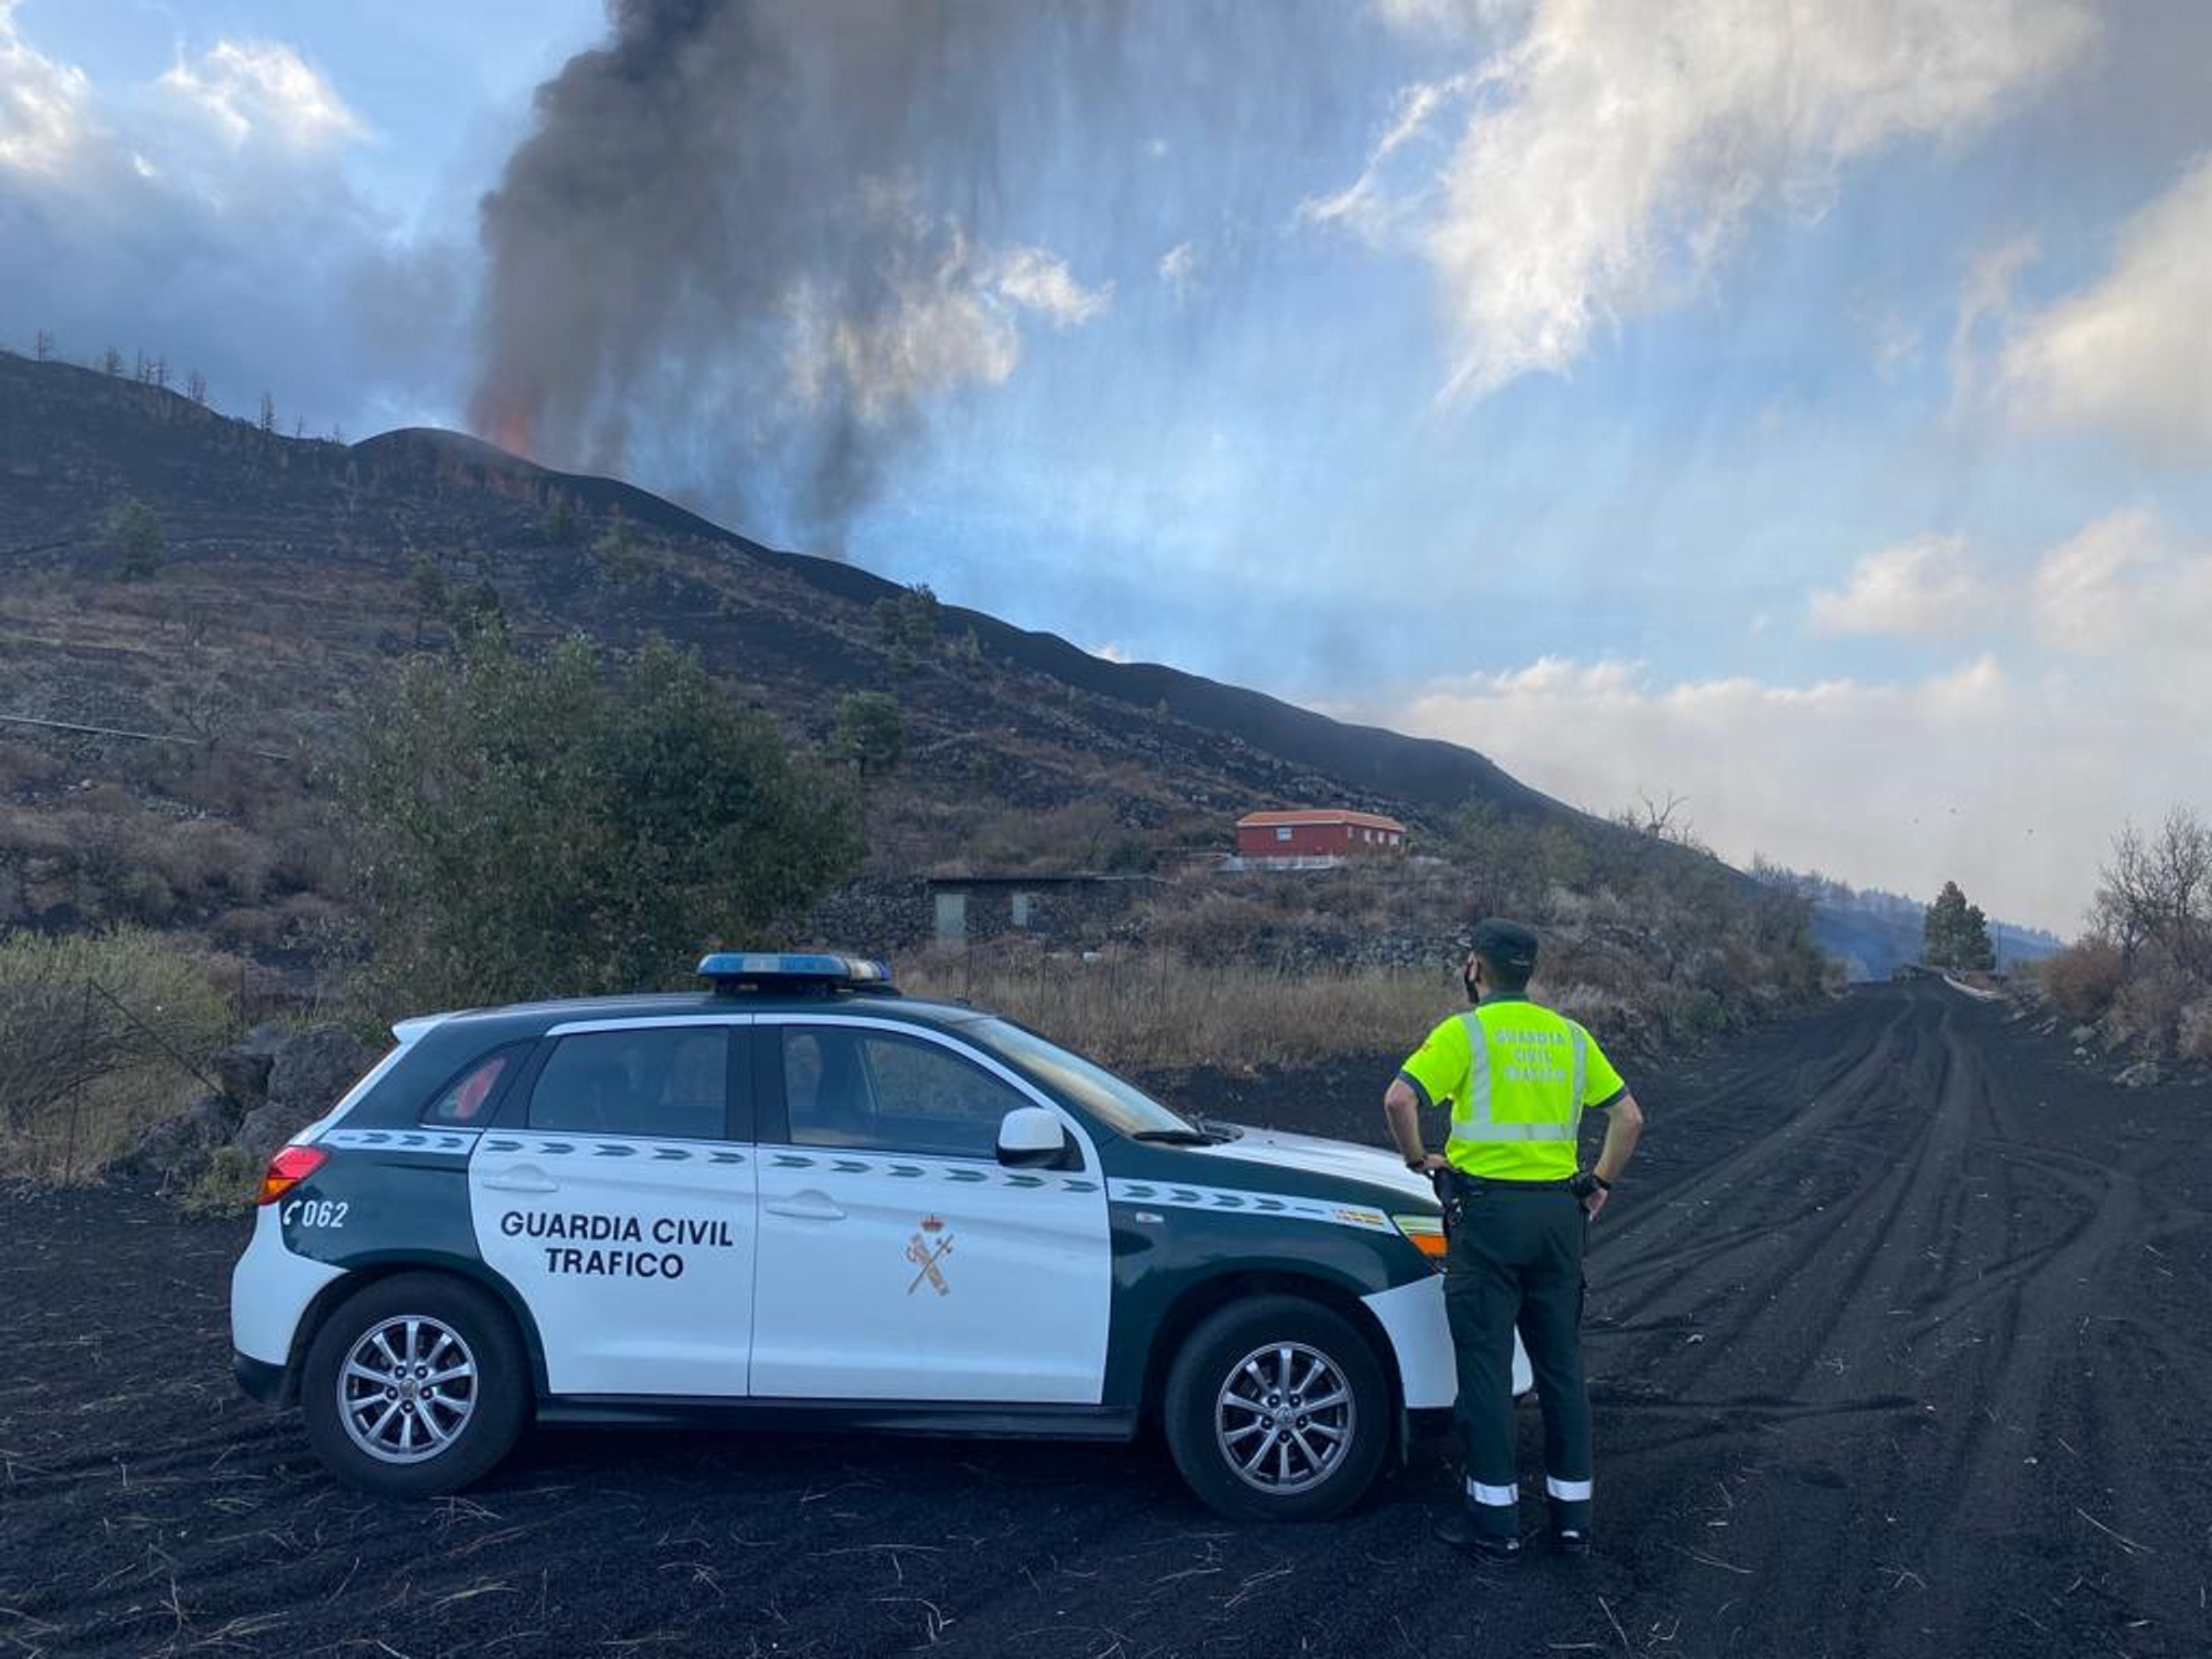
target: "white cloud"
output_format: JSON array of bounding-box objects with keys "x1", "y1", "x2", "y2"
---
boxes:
[
  {"x1": 0, "y1": 9, "x2": 445, "y2": 433},
  {"x1": 158, "y1": 40, "x2": 365, "y2": 153},
  {"x1": 992, "y1": 246, "x2": 1112, "y2": 327},
  {"x1": 1946, "y1": 233, "x2": 2036, "y2": 413},
  {"x1": 1809, "y1": 534, "x2": 1987, "y2": 639},
  {"x1": 1999, "y1": 153, "x2": 2212, "y2": 455},
  {"x1": 2028, "y1": 508, "x2": 2212, "y2": 657},
  {"x1": 1365, "y1": 507, "x2": 2212, "y2": 932},
  {"x1": 786, "y1": 252, "x2": 1021, "y2": 426},
  {"x1": 786, "y1": 228, "x2": 1109, "y2": 424},
  {"x1": 0, "y1": 0, "x2": 91, "y2": 175},
  {"x1": 1158, "y1": 240, "x2": 1197, "y2": 300},
  {"x1": 1328, "y1": 0, "x2": 2092, "y2": 399},
  {"x1": 1377, "y1": 649, "x2": 2189, "y2": 935}
]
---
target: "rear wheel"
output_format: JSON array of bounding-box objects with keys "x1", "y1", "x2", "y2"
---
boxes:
[
  {"x1": 1163, "y1": 1295, "x2": 1390, "y2": 1521},
  {"x1": 300, "y1": 1274, "x2": 529, "y2": 1498}
]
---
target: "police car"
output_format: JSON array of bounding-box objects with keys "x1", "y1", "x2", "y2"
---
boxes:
[{"x1": 231, "y1": 953, "x2": 1529, "y2": 1520}]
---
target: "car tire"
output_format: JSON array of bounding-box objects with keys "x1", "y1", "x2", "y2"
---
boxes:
[
  {"x1": 300, "y1": 1273, "x2": 530, "y2": 1498},
  {"x1": 1163, "y1": 1294, "x2": 1390, "y2": 1521}
]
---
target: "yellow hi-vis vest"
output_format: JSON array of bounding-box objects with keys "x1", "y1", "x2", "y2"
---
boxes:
[{"x1": 1398, "y1": 999, "x2": 1626, "y2": 1181}]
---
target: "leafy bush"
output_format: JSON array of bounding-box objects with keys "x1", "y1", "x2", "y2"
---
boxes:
[
  {"x1": 337, "y1": 632, "x2": 865, "y2": 1015},
  {"x1": 0, "y1": 928, "x2": 230, "y2": 1182},
  {"x1": 107, "y1": 497, "x2": 163, "y2": 581},
  {"x1": 833, "y1": 691, "x2": 904, "y2": 779}
]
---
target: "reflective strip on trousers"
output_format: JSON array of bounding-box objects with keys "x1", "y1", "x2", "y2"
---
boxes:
[
  {"x1": 1467, "y1": 1478, "x2": 1518, "y2": 1507},
  {"x1": 1445, "y1": 1011, "x2": 1583, "y2": 1146},
  {"x1": 1546, "y1": 1475, "x2": 1593, "y2": 1502}
]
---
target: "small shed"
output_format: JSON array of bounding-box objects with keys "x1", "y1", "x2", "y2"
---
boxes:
[
  {"x1": 922, "y1": 874, "x2": 1152, "y2": 945},
  {"x1": 1235, "y1": 809, "x2": 1408, "y2": 863}
]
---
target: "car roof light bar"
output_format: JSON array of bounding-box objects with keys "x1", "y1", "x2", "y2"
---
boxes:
[{"x1": 696, "y1": 951, "x2": 897, "y2": 995}]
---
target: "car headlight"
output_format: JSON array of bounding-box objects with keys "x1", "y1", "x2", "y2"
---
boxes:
[{"x1": 1390, "y1": 1213, "x2": 1447, "y2": 1268}]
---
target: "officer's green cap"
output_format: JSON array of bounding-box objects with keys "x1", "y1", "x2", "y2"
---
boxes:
[{"x1": 1469, "y1": 917, "x2": 1539, "y2": 973}]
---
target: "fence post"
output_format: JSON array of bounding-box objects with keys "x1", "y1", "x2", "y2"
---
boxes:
[{"x1": 63, "y1": 972, "x2": 91, "y2": 1183}]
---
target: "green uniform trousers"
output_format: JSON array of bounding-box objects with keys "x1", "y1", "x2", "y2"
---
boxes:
[{"x1": 1442, "y1": 1177, "x2": 1593, "y2": 1537}]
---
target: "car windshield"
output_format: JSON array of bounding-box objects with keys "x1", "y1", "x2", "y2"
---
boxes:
[{"x1": 963, "y1": 1017, "x2": 1197, "y2": 1138}]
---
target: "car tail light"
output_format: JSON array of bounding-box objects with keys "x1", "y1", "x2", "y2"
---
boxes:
[
  {"x1": 257, "y1": 1145, "x2": 328, "y2": 1206},
  {"x1": 1392, "y1": 1213, "x2": 1449, "y2": 1264}
]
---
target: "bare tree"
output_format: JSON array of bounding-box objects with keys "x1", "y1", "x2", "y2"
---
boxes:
[
  {"x1": 101, "y1": 346, "x2": 125, "y2": 377},
  {"x1": 1617, "y1": 789, "x2": 1707, "y2": 851},
  {"x1": 151, "y1": 357, "x2": 170, "y2": 392},
  {"x1": 33, "y1": 329, "x2": 54, "y2": 362},
  {"x1": 184, "y1": 368, "x2": 208, "y2": 405},
  {"x1": 2096, "y1": 806, "x2": 2212, "y2": 977},
  {"x1": 258, "y1": 391, "x2": 276, "y2": 434}
]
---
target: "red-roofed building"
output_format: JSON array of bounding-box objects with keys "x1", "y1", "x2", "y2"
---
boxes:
[{"x1": 1236, "y1": 809, "x2": 1408, "y2": 863}]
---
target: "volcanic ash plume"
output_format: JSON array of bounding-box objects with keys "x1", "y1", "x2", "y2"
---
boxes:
[{"x1": 469, "y1": 0, "x2": 1116, "y2": 549}]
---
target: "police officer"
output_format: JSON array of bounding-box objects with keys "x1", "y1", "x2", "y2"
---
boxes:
[{"x1": 1382, "y1": 918, "x2": 1644, "y2": 1562}]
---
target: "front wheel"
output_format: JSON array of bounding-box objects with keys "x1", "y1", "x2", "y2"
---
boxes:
[
  {"x1": 300, "y1": 1273, "x2": 530, "y2": 1498},
  {"x1": 1162, "y1": 1295, "x2": 1390, "y2": 1521}
]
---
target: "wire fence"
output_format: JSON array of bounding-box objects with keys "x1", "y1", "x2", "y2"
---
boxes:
[{"x1": 0, "y1": 938, "x2": 297, "y2": 1183}]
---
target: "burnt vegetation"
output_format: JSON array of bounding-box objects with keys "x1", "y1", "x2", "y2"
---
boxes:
[
  {"x1": 2026, "y1": 806, "x2": 2212, "y2": 1072},
  {"x1": 0, "y1": 344, "x2": 1830, "y2": 1180}
]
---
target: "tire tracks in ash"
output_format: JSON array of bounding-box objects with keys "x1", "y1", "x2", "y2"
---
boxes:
[{"x1": 1580, "y1": 981, "x2": 2206, "y2": 1657}]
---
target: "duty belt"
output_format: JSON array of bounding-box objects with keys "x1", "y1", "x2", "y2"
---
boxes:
[{"x1": 1441, "y1": 1171, "x2": 1580, "y2": 1192}]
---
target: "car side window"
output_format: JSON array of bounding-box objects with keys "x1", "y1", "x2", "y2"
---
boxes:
[
  {"x1": 783, "y1": 1027, "x2": 1033, "y2": 1161},
  {"x1": 529, "y1": 1027, "x2": 729, "y2": 1140},
  {"x1": 421, "y1": 1044, "x2": 529, "y2": 1126}
]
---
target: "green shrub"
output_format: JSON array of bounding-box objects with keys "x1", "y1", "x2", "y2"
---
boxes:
[{"x1": 337, "y1": 632, "x2": 865, "y2": 1015}]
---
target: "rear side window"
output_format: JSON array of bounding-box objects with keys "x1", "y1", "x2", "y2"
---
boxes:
[
  {"x1": 529, "y1": 1027, "x2": 730, "y2": 1141},
  {"x1": 422, "y1": 1044, "x2": 529, "y2": 1127}
]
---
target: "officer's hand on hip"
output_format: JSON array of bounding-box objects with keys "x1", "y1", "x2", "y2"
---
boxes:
[{"x1": 1569, "y1": 1170, "x2": 1611, "y2": 1219}]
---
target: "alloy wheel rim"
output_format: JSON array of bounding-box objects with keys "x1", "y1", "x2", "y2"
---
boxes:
[
  {"x1": 1214, "y1": 1341, "x2": 1354, "y2": 1495},
  {"x1": 336, "y1": 1316, "x2": 478, "y2": 1465}
]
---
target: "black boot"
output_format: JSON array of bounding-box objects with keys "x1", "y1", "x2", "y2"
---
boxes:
[{"x1": 1434, "y1": 1508, "x2": 1524, "y2": 1563}]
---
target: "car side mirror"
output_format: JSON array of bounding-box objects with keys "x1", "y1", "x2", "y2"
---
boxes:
[{"x1": 997, "y1": 1106, "x2": 1073, "y2": 1169}]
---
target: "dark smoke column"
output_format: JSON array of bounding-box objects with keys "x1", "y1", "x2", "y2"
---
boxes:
[
  {"x1": 467, "y1": 0, "x2": 1108, "y2": 550},
  {"x1": 472, "y1": 1, "x2": 771, "y2": 473}
]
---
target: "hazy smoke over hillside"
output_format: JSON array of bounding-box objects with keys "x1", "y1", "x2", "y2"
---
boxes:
[{"x1": 472, "y1": 0, "x2": 1123, "y2": 549}]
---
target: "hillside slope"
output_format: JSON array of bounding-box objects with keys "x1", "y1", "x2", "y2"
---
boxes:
[{"x1": 0, "y1": 351, "x2": 1560, "y2": 838}]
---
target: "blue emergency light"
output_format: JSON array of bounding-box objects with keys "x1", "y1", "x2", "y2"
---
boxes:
[{"x1": 696, "y1": 951, "x2": 896, "y2": 994}]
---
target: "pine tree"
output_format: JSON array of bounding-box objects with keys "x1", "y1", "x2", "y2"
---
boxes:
[
  {"x1": 1923, "y1": 881, "x2": 1995, "y2": 971},
  {"x1": 107, "y1": 498, "x2": 163, "y2": 582}
]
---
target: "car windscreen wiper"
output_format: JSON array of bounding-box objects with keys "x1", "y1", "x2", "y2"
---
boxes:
[{"x1": 1130, "y1": 1120, "x2": 1241, "y2": 1146}]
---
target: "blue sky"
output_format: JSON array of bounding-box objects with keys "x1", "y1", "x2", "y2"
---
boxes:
[{"x1": 4, "y1": 0, "x2": 2208, "y2": 932}]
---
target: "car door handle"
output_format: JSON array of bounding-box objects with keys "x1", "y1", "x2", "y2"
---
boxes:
[
  {"x1": 481, "y1": 1166, "x2": 560, "y2": 1194},
  {"x1": 766, "y1": 1191, "x2": 846, "y2": 1221}
]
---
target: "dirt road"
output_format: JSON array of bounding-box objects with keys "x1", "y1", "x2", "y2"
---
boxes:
[{"x1": 3, "y1": 981, "x2": 2206, "y2": 1657}]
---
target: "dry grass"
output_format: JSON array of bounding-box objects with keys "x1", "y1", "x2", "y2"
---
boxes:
[
  {"x1": 0, "y1": 927, "x2": 231, "y2": 1182},
  {"x1": 903, "y1": 947, "x2": 1454, "y2": 1072}
]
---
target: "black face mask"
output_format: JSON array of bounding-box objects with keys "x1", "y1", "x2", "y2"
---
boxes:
[{"x1": 1462, "y1": 963, "x2": 1481, "y2": 1005}]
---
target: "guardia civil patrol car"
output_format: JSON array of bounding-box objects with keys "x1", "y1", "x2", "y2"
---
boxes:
[{"x1": 231, "y1": 953, "x2": 1530, "y2": 1520}]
